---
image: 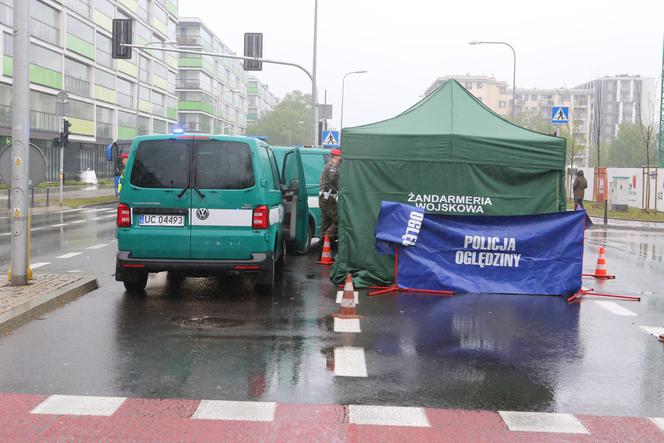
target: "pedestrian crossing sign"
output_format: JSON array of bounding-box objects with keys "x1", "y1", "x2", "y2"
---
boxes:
[
  {"x1": 551, "y1": 106, "x2": 569, "y2": 124},
  {"x1": 322, "y1": 130, "x2": 340, "y2": 147}
]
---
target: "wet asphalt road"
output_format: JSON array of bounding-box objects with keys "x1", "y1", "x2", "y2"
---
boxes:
[{"x1": 0, "y1": 210, "x2": 663, "y2": 417}]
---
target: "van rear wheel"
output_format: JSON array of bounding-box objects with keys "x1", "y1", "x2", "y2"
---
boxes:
[{"x1": 123, "y1": 272, "x2": 148, "y2": 293}]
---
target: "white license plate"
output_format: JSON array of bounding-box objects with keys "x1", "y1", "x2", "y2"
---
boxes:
[{"x1": 139, "y1": 214, "x2": 185, "y2": 227}]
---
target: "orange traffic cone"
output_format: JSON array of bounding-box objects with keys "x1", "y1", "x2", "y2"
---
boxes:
[
  {"x1": 588, "y1": 247, "x2": 615, "y2": 279},
  {"x1": 317, "y1": 235, "x2": 334, "y2": 265},
  {"x1": 332, "y1": 273, "x2": 363, "y2": 319}
]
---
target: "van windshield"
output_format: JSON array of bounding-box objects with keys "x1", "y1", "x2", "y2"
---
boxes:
[
  {"x1": 194, "y1": 141, "x2": 255, "y2": 189},
  {"x1": 130, "y1": 140, "x2": 189, "y2": 188}
]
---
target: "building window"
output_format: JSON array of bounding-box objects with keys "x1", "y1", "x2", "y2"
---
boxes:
[
  {"x1": 117, "y1": 77, "x2": 134, "y2": 108},
  {"x1": 476, "y1": 82, "x2": 483, "y2": 89},
  {"x1": 465, "y1": 82, "x2": 472, "y2": 90},
  {"x1": 30, "y1": 43, "x2": 61, "y2": 72},
  {"x1": 96, "y1": 33, "x2": 114, "y2": 69},
  {"x1": 95, "y1": 0, "x2": 114, "y2": 18},
  {"x1": 96, "y1": 106, "x2": 113, "y2": 139},
  {"x1": 69, "y1": 98, "x2": 93, "y2": 120},
  {"x1": 139, "y1": 55, "x2": 150, "y2": 83},
  {"x1": 0, "y1": 0, "x2": 12, "y2": 26},
  {"x1": 30, "y1": 90, "x2": 58, "y2": 131},
  {"x1": 65, "y1": 0, "x2": 91, "y2": 19},
  {"x1": 32, "y1": 0, "x2": 60, "y2": 46},
  {"x1": 118, "y1": 110, "x2": 136, "y2": 129},
  {"x1": 531, "y1": 94, "x2": 537, "y2": 101},
  {"x1": 153, "y1": 119, "x2": 167, "y2": 133},
  {"x1": 152, "y1": 90, "x2": 165, "y2": 116},
  {"x1": 65, "y1": 57, "x2": 91, "y2": 97},
  {"x1": 137, "y1": 115, "x2": 149, "y2": 135},
  {"x1": 137, "y1": 0, "x2": 149, "y2": 23},
  {"x1": 136, "y1": 21, "x2": 151, "y2": 45},
  {"x1": 139, "y1": 85, "x2": 151, "y2": 102},
  {"x1": 498, "y1": 101, "x2": 506, "y2": 108},
  {"x1": 67, "y1": 15, "x2": 94, "y2": 42},
  {"x1": 95, "y1": 68, "x2": 115, "y2": 90}
]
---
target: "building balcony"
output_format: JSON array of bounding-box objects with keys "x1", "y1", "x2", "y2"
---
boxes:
[
  {"x1": 177, "y1": 79, "x2": 202, "y2": 89},
  {"x1": 176, "y1": 35, "x2": 202, "y2": 46},
  {"x1": 65, "y1": 75, "x2": 91, "y2": 98}
]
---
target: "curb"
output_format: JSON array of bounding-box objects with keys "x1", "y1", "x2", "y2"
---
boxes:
[
  {"x1": 0, "y1": 275, "x2": 98, "y2": 335},
  {"x1": 588, "y1": 224, "x2": 664, "y2": 233}
]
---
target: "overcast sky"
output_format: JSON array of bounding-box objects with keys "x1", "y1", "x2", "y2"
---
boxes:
[{"x1": 180, "y1": 0, "x2": 664, "y2": 129}]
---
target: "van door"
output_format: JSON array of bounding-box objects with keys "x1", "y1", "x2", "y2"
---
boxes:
[
  {"x1": 280, "y1": 149, "x2": 309, "y2": 252},
  {"x1": 119, "y1": 138, "x2": 191, "y2": 259},
  {"x1": 190, "y1": 138, "x2": 263, "y2": 260}
]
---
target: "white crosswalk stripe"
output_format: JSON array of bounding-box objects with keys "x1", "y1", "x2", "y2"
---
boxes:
[
  {"x1": 30, "y1": 262, "x2": 50, "y2": 269},
  {"x1": 334, "y1": 347, "x2": 368, "y2": 377},
  {"x1": 86, "y1": 243, "x2": 109, "y2": 250},
  {"x1": 593, "y1": 301, "x2": 637, "y2": 317},
  {"x1": 56, "y1": 252, "x2": 82, "y2": 259}
]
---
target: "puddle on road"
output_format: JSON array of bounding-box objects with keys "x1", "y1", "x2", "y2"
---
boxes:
[{"x1": 171, "y1": 315, "x2": 245, "y2": 330}]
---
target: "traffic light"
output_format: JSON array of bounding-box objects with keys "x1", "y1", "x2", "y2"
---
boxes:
[
  {"x1": 62, "y1": 119, "x2": 72, "y2": 145},
  {"x1": 243, "y1": 33, "x2": 263, "y2": 71},
  {"x1": 112, "y1": 19, "x2": 133, "y2": 59}
]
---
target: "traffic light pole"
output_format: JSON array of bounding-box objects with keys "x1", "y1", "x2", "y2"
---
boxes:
[
  {"x1": 59, "y1": 119, "x2": 64, "y2": 205},
  {"x1": 10, "y1": 0, "x2": 30, "y2": 285},
  {"x1": 121, "y1": 44, "x2": 318, "y2": 145}
]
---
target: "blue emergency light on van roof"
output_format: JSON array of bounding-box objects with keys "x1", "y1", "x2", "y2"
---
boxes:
[
  {"x1": 249, "y1": 135, "x2": 269, "y2": 141},
  {"x1": 173, "y1": 127, "x2": 184, "y2": 134}
]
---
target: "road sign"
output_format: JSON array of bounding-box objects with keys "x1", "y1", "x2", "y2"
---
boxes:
[
  {"x1": 0, "y1": 143, "x2": 47, "y2": 185},
  {"x1": 317, "y1": 104, "x2": 333, "y2": 120},
  {"x1": 551, "y1": 106, "x2": 569, "y2": 124},
  {"x1": 321, "y1": 130, "x2": 340, "y2": 147}
]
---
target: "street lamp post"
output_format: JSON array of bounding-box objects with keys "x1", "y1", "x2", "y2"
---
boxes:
[
  {"x1": 312, "y1": 0, "x2": 319, "y2": 145},
  {"x1": 340, "y1": 70, "x2": 368, "y2": 131},
  {"x1": 469, "y1": 40, "x2": 516, "y2": 119}
]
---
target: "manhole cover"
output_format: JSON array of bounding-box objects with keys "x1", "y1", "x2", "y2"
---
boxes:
[{"x1": 172, "y1": 316, "x2": 245, "y2": 330}]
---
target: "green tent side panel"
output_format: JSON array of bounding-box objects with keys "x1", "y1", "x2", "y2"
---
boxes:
[{"x1": 332, "y1": 79, "x2": 567, "y2": 287}]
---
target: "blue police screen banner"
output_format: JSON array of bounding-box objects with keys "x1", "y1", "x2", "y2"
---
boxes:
[{"x1": 375, "y1": 201, "x2": 586, "y2": 295}]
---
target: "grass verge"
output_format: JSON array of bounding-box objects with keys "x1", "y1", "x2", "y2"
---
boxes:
[{"x1": 567, "y1": 200, "x2": 664, "y2": 223}]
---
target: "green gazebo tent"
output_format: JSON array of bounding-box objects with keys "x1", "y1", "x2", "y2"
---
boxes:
[{"x1": 331, "y1": 79, "x2": 567, "y2": 286}]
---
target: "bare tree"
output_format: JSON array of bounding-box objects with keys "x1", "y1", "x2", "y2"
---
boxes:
[{"x1": 590, "y1": 82, "x2": 603, "y2": 168}]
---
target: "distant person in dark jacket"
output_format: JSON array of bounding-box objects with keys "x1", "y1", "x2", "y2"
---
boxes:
[{"x1": 573, "y1": 169, "x2": 587, "y2": 210}]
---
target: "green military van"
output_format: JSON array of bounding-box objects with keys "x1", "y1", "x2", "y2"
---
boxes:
[
  {"x1": 115, "y1": 134, "x2": 309, "y2": 293},
  {"x1": 272, "y1": 147, "x2": 329, "y2": 252}
]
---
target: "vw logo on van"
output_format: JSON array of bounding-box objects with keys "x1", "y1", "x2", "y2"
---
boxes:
[{"x1": 196, "y1": 208, "x2": 209, "y2": 220}]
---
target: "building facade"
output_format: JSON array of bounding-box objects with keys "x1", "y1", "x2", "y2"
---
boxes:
[
  {"x1": 574, "y1": 75, "x2": 657, "y2": 146},
  {"x1": 176, "y1": 18, "x2": 247, "y2": 135},
  {"x1": 0, "y1": 0, "x2": 179, "y2": 181},
  {"x1": 246, "y1": 75, "x2": 278, "y2": 123},
  {"x1": 425, "y1": 75, "x2": 510, "y2": 117}
]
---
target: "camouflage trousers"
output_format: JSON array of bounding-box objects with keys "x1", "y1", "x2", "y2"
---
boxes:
[{"x1": 319, "y1": 196, "x2": 338, "y2": 246}]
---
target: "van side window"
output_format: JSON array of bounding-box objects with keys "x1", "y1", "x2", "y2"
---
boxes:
[
  {"x1": 264, "y1": 146, "x2": 281, "y2": 189},
  {"x1": 194, "y1": 141, "x2": 255, "y2": 189},
  {"x1": 130, "y1": 140, "x2": 190, "y2": 188}
]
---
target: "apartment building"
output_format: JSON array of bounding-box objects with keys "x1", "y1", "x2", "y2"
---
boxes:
[
  {"x1": 246, "y1": 75, "x2": 278, "y2": 123},
  {"x1": 0, "y1": 0, "x2": 179, "y2": 181},
  {"x1": 513, "y1": 87, "x2": 592, "y2": 163},
  {"x1": 424, "y1": 75, "x2": 511, "y2": 117},
  {"x1": 574, "y1": 75, "x2": 657, "y2": 145},
  {"x1": 176, "y1": 18, "x2": 247, "y2": 135}
]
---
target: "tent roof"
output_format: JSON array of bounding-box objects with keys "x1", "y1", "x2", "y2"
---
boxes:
[{"x1": 342, "y1": 79, "x2": 566, "y2": 169}]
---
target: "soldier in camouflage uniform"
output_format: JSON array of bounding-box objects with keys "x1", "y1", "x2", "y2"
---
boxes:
[{"x1": 319, "y1": 148, "x2": 341, "y2": 252}]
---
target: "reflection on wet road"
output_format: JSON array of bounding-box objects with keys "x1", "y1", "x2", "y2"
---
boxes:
[{"x1": 0, "y1": 223, "x2": 662, "y2": 417}]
